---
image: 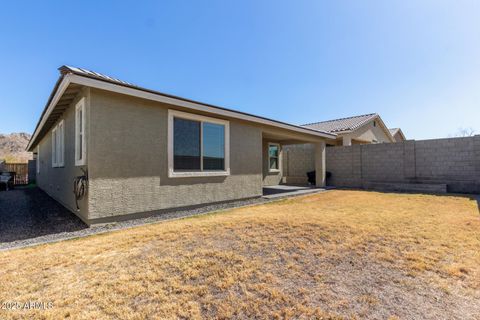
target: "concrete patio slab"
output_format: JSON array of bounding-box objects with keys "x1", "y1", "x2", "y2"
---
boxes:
[{"x1": 262, "y1": 185, "x2": 326, "y2": 199}]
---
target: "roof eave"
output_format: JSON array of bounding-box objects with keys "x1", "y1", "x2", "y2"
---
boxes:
[
  {"x1": 27, "y1": 69, "x2": 336, "y2": 151},
  {"x1": 70, "y1": 69, "x2": 336, "y2": 138},
  {"x1": 68, "y1": 73, "x2": 336, "y2": 139},
  {"x1": 396, "y1": 128, "x2": 406, "y2": 140},
  {"x1": 372, "y1": 115, "x2": 396, "y2": 143},
  {"x1": 26, "y1": 74, "x2": 72, "y2": 151}
]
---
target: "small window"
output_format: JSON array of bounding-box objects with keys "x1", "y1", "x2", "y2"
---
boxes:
[
  {"x1": 268, "y1": 143, "x2": 280, "y2": 172},
  {"x1": 373, "y1": 121, "x2": 376, "y2": 127},
  {"x1": 75, "y1": 98, "x2": 86, "y2": 166},
  {"x1": 51, "y1": 120, "x2": 64, "y2": 167},
  {"x1": 36, "y1": 145, "x2": 40, "y2": 174},
  {"x1": 168, "y1": 110, "x2": 229, "y2": 177},
  {"x1": 52, "y1": 127, "x2": 57, "y2": 167},
  {"x1": 57, "y1": 120, "x2": 64, "y2": 166}
]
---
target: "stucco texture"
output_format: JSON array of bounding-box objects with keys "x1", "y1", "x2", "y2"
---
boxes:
[
  {"x1": 36, "y1": 88, "x2": 90, "y2": 222},
  {"x1": 87, "y1": 89, "x2": 264, "y2": 221},
  {"x1": 347, "y1": 120, "x2": 392, "y2": 144}
]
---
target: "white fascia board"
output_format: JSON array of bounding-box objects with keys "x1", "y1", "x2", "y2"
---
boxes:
[
  {"x1": 69, "y1": 74, "x2": 336, "y2": 140},
  {"x1": 27, "y1": 75, "x2": 72, "y2": 151}
]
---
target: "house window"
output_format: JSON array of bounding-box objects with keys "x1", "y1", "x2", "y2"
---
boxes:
[
  {"x1": 51, "y1": 120, "x2": 64, "y2": 167},
  {"x1": 52, "y1": 127, "x2": 57, "y2": 167},
  {"x1": 268, "y1": 143, "x2": 280, "y2": 172},
  {"x1": 36, "y1": 145, "x2": 40, "y2": 174},
  {"x1": 168, "y1": 110, "x2": 229, "y2": 177},
  {"x1": 75, "y1": 98, "x2": 86, "y2": 166},
  {"x1": 202, "y1": 122, "x2": 225, "y2": 170},
  {"x1": 174, "y1": 118, "x2": 201, "y2": 171}
]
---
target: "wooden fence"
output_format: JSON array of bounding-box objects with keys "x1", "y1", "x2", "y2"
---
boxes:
[{"x1": 3, "y1": 163, "x2": 29, "y2": 185}]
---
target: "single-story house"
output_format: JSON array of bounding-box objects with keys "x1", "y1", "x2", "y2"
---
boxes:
[
  {"x1": 282, "y1": 113, "x2": 405, "y2": 184},
  {"x1": 27, "y1": 66, "x2": 336, "y2": 225},
  {"x1": 302, "y1": 113, "x2": 396, "y2": 146},
  {"x1": 389, "y1": 128, "x2": 406, "y2": 142}
]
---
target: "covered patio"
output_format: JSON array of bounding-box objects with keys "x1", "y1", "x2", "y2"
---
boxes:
[{"x1": 261, "y1": 127, "x2": 332, "y2": 189}]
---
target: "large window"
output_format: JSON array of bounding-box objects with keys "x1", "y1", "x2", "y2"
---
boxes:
[
  {"x1": 51, "y1": 120, "x2": 64, "y2": 167},
  {"x1": 75, "y1": 98, "x2": 86, "y2": 166},
  {"x1": 169, "y1": 110, "x2": 229, "y2": 177},
  {"x1": 268, "y1": 143, "x2": 280, "y2": 172}
]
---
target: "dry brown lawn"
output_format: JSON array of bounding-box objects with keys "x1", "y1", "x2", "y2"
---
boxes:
[{"x1": 1, "y1": 190, "x2": 479, "y2": 319}]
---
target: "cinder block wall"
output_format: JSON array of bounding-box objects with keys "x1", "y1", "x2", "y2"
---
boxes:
[
  {"x1": 326, "y1": 136, "x2": 480, "y2": 194},
  {"x1": 282, "y1": 144, "x2": 315, "y2": 184}
]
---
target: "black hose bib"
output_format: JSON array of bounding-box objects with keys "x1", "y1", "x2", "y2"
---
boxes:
[{"x1": 73, "y1": 168, "x2": 88, "y2": 210}]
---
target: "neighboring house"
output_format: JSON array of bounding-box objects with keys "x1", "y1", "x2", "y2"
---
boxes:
[
  {"x1": 389, "y1": 128, "x2": 406, "y2": 142},
  {"x1": 27, "y1": 66, "x2": 336, "y2": 225},
  {"x1": 283, "y1": 113, "x2": 401, "y2": 184},
  {"x1": 303, "y1": 113, "x2": 395, "y2": 146}
]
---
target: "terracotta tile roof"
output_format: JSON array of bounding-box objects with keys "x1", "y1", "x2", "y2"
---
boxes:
[{"x1": 302, "y1": 113, "x2": 378, "y2": 133}]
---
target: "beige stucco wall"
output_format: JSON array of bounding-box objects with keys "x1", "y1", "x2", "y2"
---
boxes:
[
  {"x1": 36, "y1": 88, "x2": 90, "y2": 222},
  {"x1": 342, "y1": 120, "x2": 392, "y2": 144},
  {"x1": 86, "y1": 89, "x2": 264, "y2": 221},
  {"x1": 393, "y1": 131, "x2": 405, "y2": 142}
]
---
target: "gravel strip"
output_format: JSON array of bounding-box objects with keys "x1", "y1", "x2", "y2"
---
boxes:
[{"x1": 0, "y1": 187, "x2": 327, "y2": 251}]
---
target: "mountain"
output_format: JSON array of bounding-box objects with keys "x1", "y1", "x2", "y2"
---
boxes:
[{"x1": 0, "y1": 132, "x2": 33, "y2": 163}]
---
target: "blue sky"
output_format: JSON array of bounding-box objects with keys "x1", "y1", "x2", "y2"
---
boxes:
[{"x1": 0, "y1": 1, "x2": 478, "y2": 139}]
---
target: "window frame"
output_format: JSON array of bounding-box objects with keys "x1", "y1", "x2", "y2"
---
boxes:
[
  {"x1": 268, "y1": 142, "x2": 281, "y2": 173},
  {"x1": 168, "y1": 109, "x2": 230, "y2": 178},
  {"x1": 75, "y1": 98, "x2": 87, "y2": 166},
  {"x1": 57, "y1": 120, "x2": 65, "y2": 167},
  {"x1": 52, "y1": 126, "x2": 57, "y2": 167},
  {"x1": 51, "y1": 119, "x2": 65, "y2": 168},
  {"x1": 36, "y1": 145, "x2": 40, "y2": 174}
]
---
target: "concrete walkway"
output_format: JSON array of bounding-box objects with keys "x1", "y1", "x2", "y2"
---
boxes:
[{"x1": 262, "y1": 185, "x2": 326, "y2": 199}]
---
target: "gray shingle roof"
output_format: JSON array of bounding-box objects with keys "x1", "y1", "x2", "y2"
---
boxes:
[{"x1": 302, "y1": 113, "x2": 378, "y2": 133}]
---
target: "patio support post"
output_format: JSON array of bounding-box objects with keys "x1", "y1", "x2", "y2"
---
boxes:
[{"x1": 314, "y1": 140, "x2": 326, "y2": 187}]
